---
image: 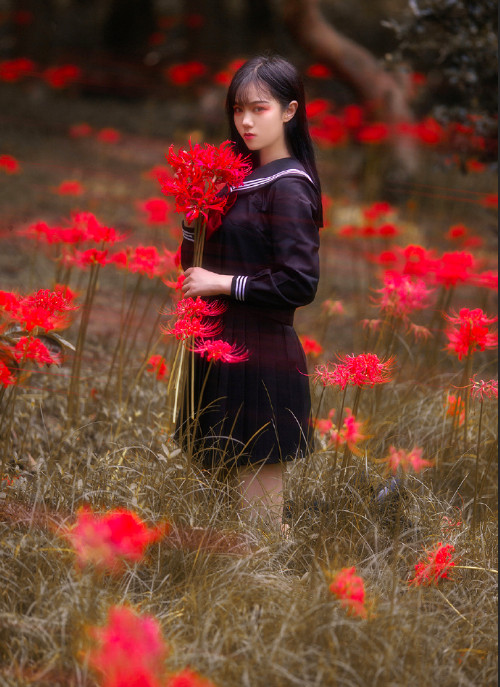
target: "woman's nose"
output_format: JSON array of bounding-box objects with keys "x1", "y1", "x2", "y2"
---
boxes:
[{"x1": 242, "y1": 111, "x2": 253, "y2": 127}]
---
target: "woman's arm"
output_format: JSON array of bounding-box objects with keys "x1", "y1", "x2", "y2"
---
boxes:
[{"x1": 182, "y1": 267, "x2": 233, "y2": 297}]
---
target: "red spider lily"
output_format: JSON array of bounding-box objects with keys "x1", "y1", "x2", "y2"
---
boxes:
[
  {"x1": 445, "y1": 393, "x2": 465, "y2": 426},
  {"x1": 414, "y1": 117, "x2": 444, "y2": 145},
  {"x1": 314, "y1": 408, "x2": 336, "y2": 437},
  {"x1": 329, "y1": 566, "x2": 367, "y2": 618},
  {"x1": 166, "y1": 668, "x2": 217, "y2": 687},
  {"x1": 314, "y1": 353, "x2": 394, "y2": 390},
  {"x1": 306, "y1": 99, "x2": 330, "y2": 118},
  {"x1": 14, "y1": 288, "x2": 78, "y2": 332},
  {"x1": 322, "y1": 299, "x2": 344, "y2": 317},
  {"x1": 0, "y1": 57, "x2": 36, "y2": 82},
  {"x1": 0, "y1": 290, "x2": 20, "y2": 313},
  {"x1": 469, "y1": 376, "x2": 498, "y2": 401},
  {"x1": 0, "y1": 359, "x2": 16, "y2": 387},
  {"x1": 191, "y1": 338, "x2": 249, "y2": 363},
  {"x1": 163, "y1": 273, "x2": 185, "y2": 291},
  {"x1": 68, "y1": 248, "x2": 109, "y2": 268},
  {"x1": 86, "y1": 605, "x2": 169, "y2": 687},
  {"x1": 300, "y1": 336, "x2": 323, "y2": 357},
  {"x1": 144, "y1": 164, "x2": 171, "y2": 181},
  {"x1": 53, "y1": 180, "x2": 85, "y2": 196},
  {"x1": 138, "y1": 198, "x2": 171, "y2": 224},
  {"x1": 357, "y1": 122, "x2": 389, "y2": 144},
  {"x1": 377, "y1": 223, "x2": 399, "y2": 238},
  {"x1": 471, "y1": 270, "x2": 498, "y2": 291},
  {"x1": 43, "y1": 64, "x2": 81, "y2": 88},
  {"x1": 96, "y1": 128, "x2": 121, "y2": 144},
  {"x1": 62, "y1": 506, "x2": 169, "y2": 572},
  {"x1": 13, "y1": 336, "x2": 61, "y2": 366},
  {"x1": 373, "y1": 272, "x2": 433, "y2": 321},
  {"x1": 147, "y1": 354, "x2": 169, "y2": 380},
  {"x1": 110, "y1": 245, "x2": 176, "y2": 279},
  {"x1": 0, "y1": 154, "x2": 20, "y2": 174},
  {"x1": 159, "y1": 140, "x2": 251, "y2": 223},
  {"x1": 407, "y1": 322, "x2": 432, "y2": 342},
  {"x1": 434, "y1": 251, "x2": 476, "y2": 288},
  {"x1": 378, "y1": 445, "x2": 433, "y2": 476},
  {"x1": 400, "y1": 245, "x2": 438, "y2": 279},
  {"x1": 445, "y1": 308, "x2": 498, "y2": 360},
  {"x1": 319, "y1": 408, "x2": 366, "y2": 453},
  {"x1": 360, "y1": 224, "x2": 377, "y2": 237},
  {"x1": 72, "y1": 211, "x2": 126, "y2": 244},
  {"x1": 165, "y1": 61, "x2": 207, "y2": 86},
  {"x1": 69, "y1": 122, "x2": 93, "y2": 138},
  {"x1": 169, "y1": 317, "x2": 223, "y2": 342},
  {"x1": 481, "y1": 193, "x2": 498, "y2": 208},
  {"x1": 409, "y1": 542, "x2": 455, "y2": 586},
  {"x1": 342, "y1": 104, "x2": 364, "y2": 131},
  {"x1": 362, "y1": 201, "x2": 393, "y2": 222},
  {"x1": 173, "y1": 297, "x2": 227, "y2": 319},
  {"x1": 306, "y1": 63, "x2": 333, "y2": 78},
  {"x1": 445, "y1": 224, "x2": 468, "y2": 241}
]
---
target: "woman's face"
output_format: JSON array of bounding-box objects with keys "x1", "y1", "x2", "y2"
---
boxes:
[{"x1": 233, "y1": 82, "x2": 297, "y2": 165}]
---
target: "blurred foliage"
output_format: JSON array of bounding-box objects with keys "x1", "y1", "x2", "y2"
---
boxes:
[{"x1": 385, "y1": 0, "x2": 498, "y2": 133}]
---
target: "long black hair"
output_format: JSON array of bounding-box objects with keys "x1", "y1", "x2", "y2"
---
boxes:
[{"x1": 225, "y1": 54, "x2": 322, "y2": 215}]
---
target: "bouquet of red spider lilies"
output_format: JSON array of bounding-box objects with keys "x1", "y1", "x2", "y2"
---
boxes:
[{"x1": 159, "y1": 140, "x2": 251, "y2": 422}]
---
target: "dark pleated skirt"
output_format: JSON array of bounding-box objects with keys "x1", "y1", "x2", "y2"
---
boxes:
[{"x1": 176, "y1": 301, "x2": 313, "y2": 468}]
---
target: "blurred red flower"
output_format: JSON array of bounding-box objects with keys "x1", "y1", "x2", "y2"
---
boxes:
[
  {"x1": 0, "y1": 57, "x2": 35, "y2": 82},
  {"x1": 69, "y1": 122, "x2": 93, "y2": 138},
  {"x1": 165, "y1": 61, "x2": 207, "y2": 86},
  {"x1": 306, "y1": 63, "x2": 332, "y2": 78},
  {"x1": 166, "y1": 668, "x2": 217, "y2": 687},
  {"x1": 414, "y1": 117, "x2": 444, "y2": 145},
  {"x1": 434, "y1": 251, "x2": 476, "y2": 288},
  {"x1": 138, "y1": 198, "x2": 171, "y2": 224},
  {"x1": 379, "y1": 445, "x2": 433, "y2": 476},
  {"x1": 72, "y1": 211, "x2": 126, "y2": 244},
  {"x1": 43, "y1": 64, "x2": 81, "y2": 88},
  {"x1": 314, "y1": 353, "x2": 394, "y2": 390},
  {"x1": 86, "y1": 605, "x2": 169, "y2": 687},
  {"x1": 445, "y1": 308, "x2": 497, "y2": 360},
  {"x1": 306, "y1": 99, "x2": 330, "y2": 119},
  {"x1": 147, "y1": 354, "x2": 169, "y2": 380},
  {"x1": 54, "y1": 180, "x2": 85, "y2": 196},
  {"x1": 96, "y1": 128, "x2": 121, "y2": 144},
  {"x1": 192, "y1": 338, "x2": 248, "y2": 363},
  {"x1": 342, "y1": 104, "x2": 364, "y2": 131},
  {"x1": 445, "y1": 393, "x2": 465, "y2": 426},
  {"x1": 321, "y1": 299, "x2": 344, "y2": 317},
  {"x1": 362, "y1": 201, "x2": 393, "y2": 222},
  {"x1": 481, "y1": 193, "x2": 498, "y2": 208},
  {"x1": 64, "y1": 506, "x2": 169, "y2": 572},
  {"x1": 0, "y1": 154, "x2": 20, "y2": 174},
  {"x1": 329, "y1": 566, "x2": 367, "y2": 618},
  {"x1": 69, "y1": 248, "x2": 109, "y2": 268},
  {"x1": 373, "y1": 271, "x2": 432, "y2": 321},
  {"x1": 357, "y1": 122, "x2": 388, "y2": 144},
  {"x1": 310, "y1": 115, "x2": 346, "y2": 146},
  {"x1": 13, "y1": 336, "x2": 61, "y2": 366},
  {"x1": 14, "y1": 287, "x2": 78, "y2": 332},
  {"x1": 300, "y1": 336, "x2": 323, "y2": 357},
  {"x1": 400, "y1": 244, "x2": 438, "y2": 279},
  {"x1": 409, "y1": 542, "x2": 455, "y2": 586},
  {"x1": 0, "y1": 359, "x2": 16, "y2": 387}
]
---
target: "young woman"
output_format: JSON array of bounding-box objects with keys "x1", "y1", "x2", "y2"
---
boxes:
[{"x1": 179, "y1": 54, "x2": 323, "y2": 528}]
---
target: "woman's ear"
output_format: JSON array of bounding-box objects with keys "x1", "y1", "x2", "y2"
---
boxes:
[{"x1": 283, "y1": 100, "x2": 298, "y2": 122}]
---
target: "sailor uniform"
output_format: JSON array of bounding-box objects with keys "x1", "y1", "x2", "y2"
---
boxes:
[{"x1": 179, "y1": 157, "x2": 321, "y2": 467}]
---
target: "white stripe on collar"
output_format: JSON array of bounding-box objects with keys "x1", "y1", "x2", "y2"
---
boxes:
[{"x1": 229, "y1": 168, "x2": 314, "y2": 193}]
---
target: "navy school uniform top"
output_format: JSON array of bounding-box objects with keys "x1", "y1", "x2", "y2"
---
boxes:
[{"x1": 179, "y1": 157, "x2": 322, "y2": 467}]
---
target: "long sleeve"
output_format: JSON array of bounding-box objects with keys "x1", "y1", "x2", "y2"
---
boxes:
[
  {"x1": 180, "y1": 222, "x2": 195, "y2": 270},
  {"x1": 230, "y1": 177, "x2": 320, "y2": 309}
]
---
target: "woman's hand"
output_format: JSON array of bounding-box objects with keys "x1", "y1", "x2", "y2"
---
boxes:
[{"x1": 182, "y1": 267, "x2": 233, "y2": 298}]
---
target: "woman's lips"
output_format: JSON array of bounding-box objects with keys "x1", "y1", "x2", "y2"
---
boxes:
[{"x1": 243, "y1": 133, "x2": 256, "y2": 139}]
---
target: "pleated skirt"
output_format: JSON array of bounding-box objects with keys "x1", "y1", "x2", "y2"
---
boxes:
[{"x1": 176, "y1": 301, "x2": 313, "y2": 468}]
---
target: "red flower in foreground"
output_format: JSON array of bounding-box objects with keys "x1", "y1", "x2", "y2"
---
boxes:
[
  {"x1": 409, "y1": 542, "x2": 455, "y2": 586},
  {"x1": 300, "y1": 336, "x2": 323, "y2": 357},
  {"x1": 13, "y1": 336, "x2": 61, "y2": 366},
  {"x1": 379, "y1": 445, "x2": 433, "y2": 476},
  {"x1": 469, "y1": 376, "x2": 498, "y2": 401},
  {"x1": 192, "y1": 338, "x2": 248, "y2": 363},
  {"x1": 167, "y1": 668, "x2": 218, "y2": 687},
  {"x1": 0, "y1": 359, "x2": 16, "y2": 387},
  {"x1": 329, "y1": 566, "x2": 367, "y2": 618},
  {"x1": 0, "y1": 154, "x2": 20, "y2": 174},
  {"x1": 445, "y1": 308, "x2": 497, "y2": 360},
  {"x1": 159, "y1": 140, "x2": 251, "y2": 223},
  {"x1": 86, "y1": 605, "x2": 169, "y2": 687},
  {"x1": 63, "y1": 506, "x2": 169, "y2": 572},
  {"x1": 15, "y1": 287, "x2": 78, "y2": 332},
  {"x1": 147, "y1": 354, "x2": 169, "y2": 381},
  {"x1": 314, "y1": 353, "x2": 394, "y2": 389}
]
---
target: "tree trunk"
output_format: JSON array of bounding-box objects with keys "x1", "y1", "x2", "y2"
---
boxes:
[{"x1": 283, "y1": 0, "x2": 419, "y2": 190}]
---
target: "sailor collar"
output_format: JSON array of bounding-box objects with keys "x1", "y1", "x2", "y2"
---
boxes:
[{"x1": 229, "y1": 158, "x2": 315, "y2": 193}]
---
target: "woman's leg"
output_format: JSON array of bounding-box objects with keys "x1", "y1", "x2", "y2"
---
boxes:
[{"x1": 237, "y1": 462, "x2": 284, "y2": 528}]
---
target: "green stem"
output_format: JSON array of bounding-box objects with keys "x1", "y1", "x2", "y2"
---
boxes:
[{"x1": 471, "y1": 399, "x2": 483, "y2": 535}]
